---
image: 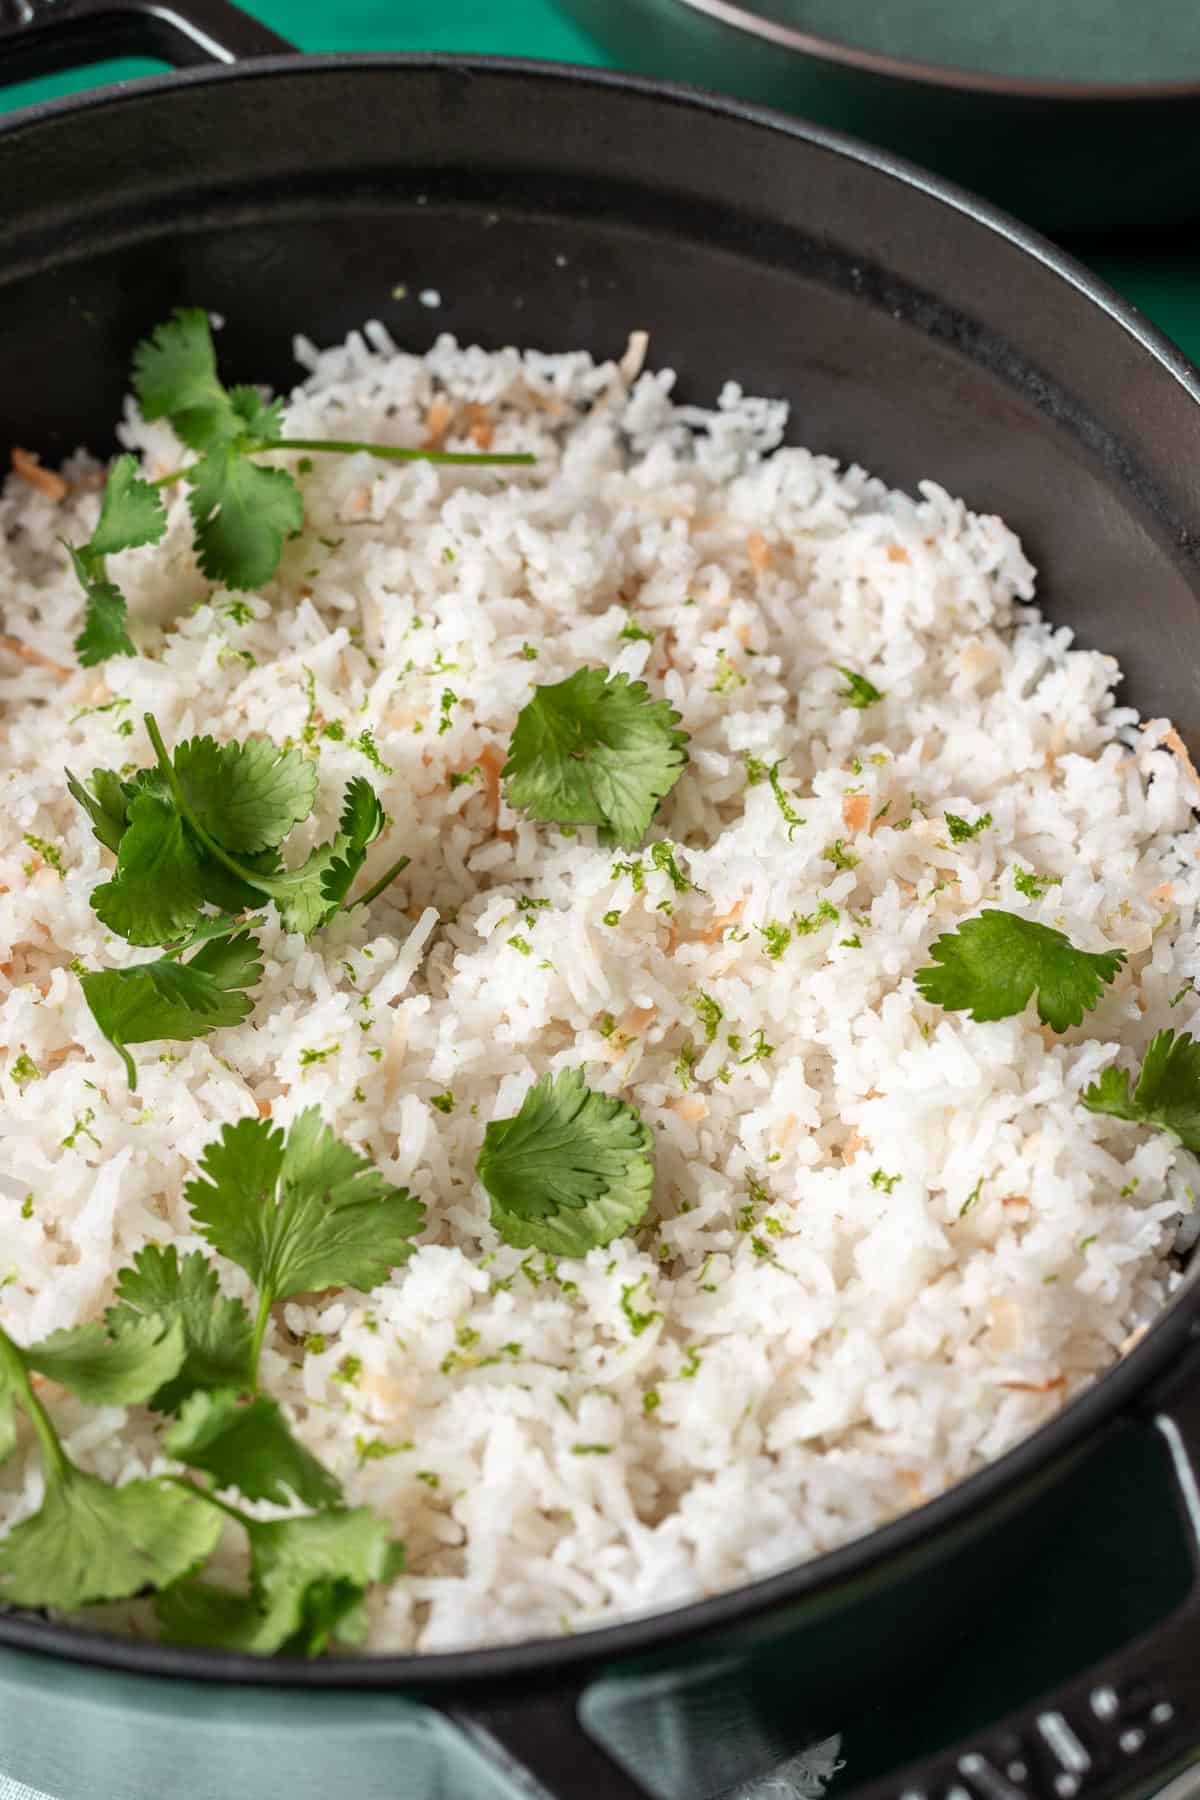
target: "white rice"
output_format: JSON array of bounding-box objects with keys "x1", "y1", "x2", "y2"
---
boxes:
[{"x1": 2, "y1": 323, "x2": 1198, "y2": 1652}]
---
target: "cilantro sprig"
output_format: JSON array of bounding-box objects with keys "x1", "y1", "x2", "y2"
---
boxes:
[
  {"x1": 0, "y1": 1110, "x2": 417, "y2": 1645},
  {"x1": 502, "y1": 668, "x2": 689, "y2": 849},
  {"x1": 70, "y1": 718, "x2": 406, "y2": 1081},
  {"x1": 66, "y1": 455, "x2": 167, "y2": 666},
  {"x1": 79, "y1": 922, "x2": 263, "y2": 1089},
  {"x1": 106, "y1": 1244, "x2": 253, "y2": 1411},
  {"x1": 185, "y1": 1108, "x2": 425, "y2": 1379},
  {"x1": 915, "y1": 909, "x2": 1125, "y2": 1033},
  {"x1": 477, "y1": 1069, "x2": 654, "y2": 1255},
  {"x1": 1082, "y1": 1030, "x2": 1200, "y2": 1153},
  {"x1": 158, "y1": 1498, "x2": 403, "y2": 1656},
  {"x1": 0, "y1": 1318, "x2": 220, "y2": 1610},
  {"x1": 68, "y1": 309, "x2": 534, "y2": 662},
  {"x1": 71, "y1": 717, "x2": 405, "y2": 946}
]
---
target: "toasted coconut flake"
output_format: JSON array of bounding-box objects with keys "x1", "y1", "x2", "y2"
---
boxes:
[
  {"x1": 895, "y1": 1468, "x2": 925, "y2": 1503},
  {"x1": 422, "y1": 398, "x2": 454, "y2": 449},
  {"x1": 465, "y1": 402, "x2": 494, "y2": 450},
  {"x1": 1000, "y1": 1376, "x2": 1066, "y2": 1395},
  {"x1": 841, "y1": 1128, "x2": 863, "y2": 1166},
  {"x1": 1148, "y1": 722, "x2": 1200, "y2": 791},
  {"x1": 0, "y1": 635, "x2": 71, "y2": 678},
  {"x1": 842, "y1": 793, "x2": 871, "y2": 834},
  {"x1": 478, "y1": 741, "x2": 505, "y2": 821},
  {"x1": 746, "y1": 531, "x2": 770, "y2": 572},
  {"x1": 775, "y1": 1114, "x2": 799, "y2": 1149},
  {"x1": 671, "y1": 1095, "x2": 708, "y2": 1122},
  {"x1": 620, "y1": 1007, "x2": 657, "y2": 1036},
  {"x1": 886, "y1": 542, "x2": 910, "y2": 564},
  {"x1": 697, "y1": 899, "x2": 746, "y2": 946},
  {"x1": 341, "y1": 487, "x2": 371, "y2": 522},
  {"x1": 11, "y1": 447, "x2": 68, "y2": 502},
  {"x1": 985, "y1": 1295, "x2": 1022, "y2": 1353}
]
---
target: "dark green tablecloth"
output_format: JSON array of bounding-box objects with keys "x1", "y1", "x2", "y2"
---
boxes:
[{"x1": 0, "y1": 4, "x2": 1196, "y2": 1793}]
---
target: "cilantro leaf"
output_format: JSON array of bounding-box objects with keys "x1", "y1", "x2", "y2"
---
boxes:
[
  {"x1": 66, "y1": 456, "x2": 167, "y2": 667},
  {"x1": 73, "y1": 719, "x2": 386, "y2": 945},
  {"x1": 914, "y1": 909, "x2": 1125, "y2": 1033},
  {"x1": 0, "y1": 1469, "x2": 221, "y2": 1610},
  {"x1": 185, "y1": 1109, "x2": 424, "y2": 1326},
  {"x1": 70, "y1": 559, "x2": 136, "y2": 667},
  {"x1": 67, "y1": 765, "x2": 129, "y2": 853},
  {"x1": 172, "y1": 735, "x2": 318, "y2": 854},
  {"x1": 157, "y1": 1505, "x2": 397, "y2": 1656},
  {"x1": 502, "y1": 668, "x2": 689, "y2": 850},
  {"x1": 166, "y1": 1388, "x2": 340, "y2": 1508},
  {"x1": 106, "y1": 1245, "x2": 253, "y2": 1411},
  {"x1": 0, "y1": 1321, "x2": 220, "y2": 1609},
  {"x1": 187, "y1": 446, "x2": 304, "y2": 591},
  {"x1": 22, "y1": 1315, "x2": 187, "y2": 1406},
  {"x1": 271, "y1": 777, "x2": 385, "y2": 937},
  {"x1": 229, "y1": 385, "x2": 285, "y2": 442},
  {"x1": 1083, "y1": 1030, "x2": 1200, "y2": 1153},
  {"x1": 90, "y1": 789, "x2": 206, "y2": 946},
  {"x1": 477, "y1": 1068, "x2": 654, "y2": 1256},
  {"x1": 836, "y1": 667, "x2": 885, "y2": 709},
  {"x1": 89, "y1": 454, "x2": 170, "y2": 557},
  {"x1": 80, "y1": 927, "x2": 263, "y2": 1088},
  {"x1": 132, "y1": 308, "x2": 244, "y2": 453}
]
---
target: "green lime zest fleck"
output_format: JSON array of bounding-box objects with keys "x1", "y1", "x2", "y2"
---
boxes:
[
  {"x1": 10, "y1": 1053, "x2": 42, "y2": 1090},
  {"x1": 22, "y1": 834, "x2": 65, "y2": 876},
  {"x1": 692, "y1": 990, "x2": 723, "y2": 1042}
]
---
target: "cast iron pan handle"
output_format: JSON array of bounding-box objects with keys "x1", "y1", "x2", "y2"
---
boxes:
[
  {"x1": 0, "y1": 0, "x2": 291, "y2": 88},
  {"x1": 437, "y1": 1338, "x2": 1200, "y2": 1800},
  {"x1": 445, "y1": 1689, "x2": 652, "y2": 1799}
]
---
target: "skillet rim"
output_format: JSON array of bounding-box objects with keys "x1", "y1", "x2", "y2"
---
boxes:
[{"x1": 1, "y1": 51, "x2": 1199, "y2": 1688}]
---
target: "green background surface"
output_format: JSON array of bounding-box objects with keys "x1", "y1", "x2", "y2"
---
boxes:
[{"x1": 1, "y1": 2, "x2": 1199, "y2": 1793}]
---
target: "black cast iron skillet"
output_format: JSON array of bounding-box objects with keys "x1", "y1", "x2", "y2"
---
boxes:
[
  {"x1": 557, "y1": 0, "x2": 1200, "y2": 235},
  {"x1": 3, "y1": 5, "x2": 1200, "y2": 1799}
]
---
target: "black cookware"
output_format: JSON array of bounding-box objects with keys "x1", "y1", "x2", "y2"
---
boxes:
[{"x1": 2, "y1": 6, "x2": 1200, "y2": 1797}]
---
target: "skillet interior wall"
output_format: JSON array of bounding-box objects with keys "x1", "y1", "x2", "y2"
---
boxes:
[{"x1": 2, "y1": 60, "x2": 1200, "y2": 742}]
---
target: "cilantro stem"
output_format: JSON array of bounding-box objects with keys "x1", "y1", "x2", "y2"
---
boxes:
[
  {"x1": 350, "y1": 854, "x2": 411, "y2": 912},
  {"x1": 149, "y1": 437, "x2": 533, "y2": 494},
  {"x1": 0, "y1": 1325, "x2": 68, "y2": 1486},
  {"x1": 164, "y1": 1474, "x2": 246, "y2": 1526},
  {"x1": 257, "y1": 437, "x2": 535, "y2": 469}
]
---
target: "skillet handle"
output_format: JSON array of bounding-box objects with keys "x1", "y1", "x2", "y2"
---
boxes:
[
  {"x1": 442, "y1": 1689, "x2": 652, "y2": 1800},
  {"x1": 0, "y1": 0, "x2": 292, "y2": 88},
  {"x1": 848, "y1": 1335, "x2": 1200, "y2": 1800}
]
